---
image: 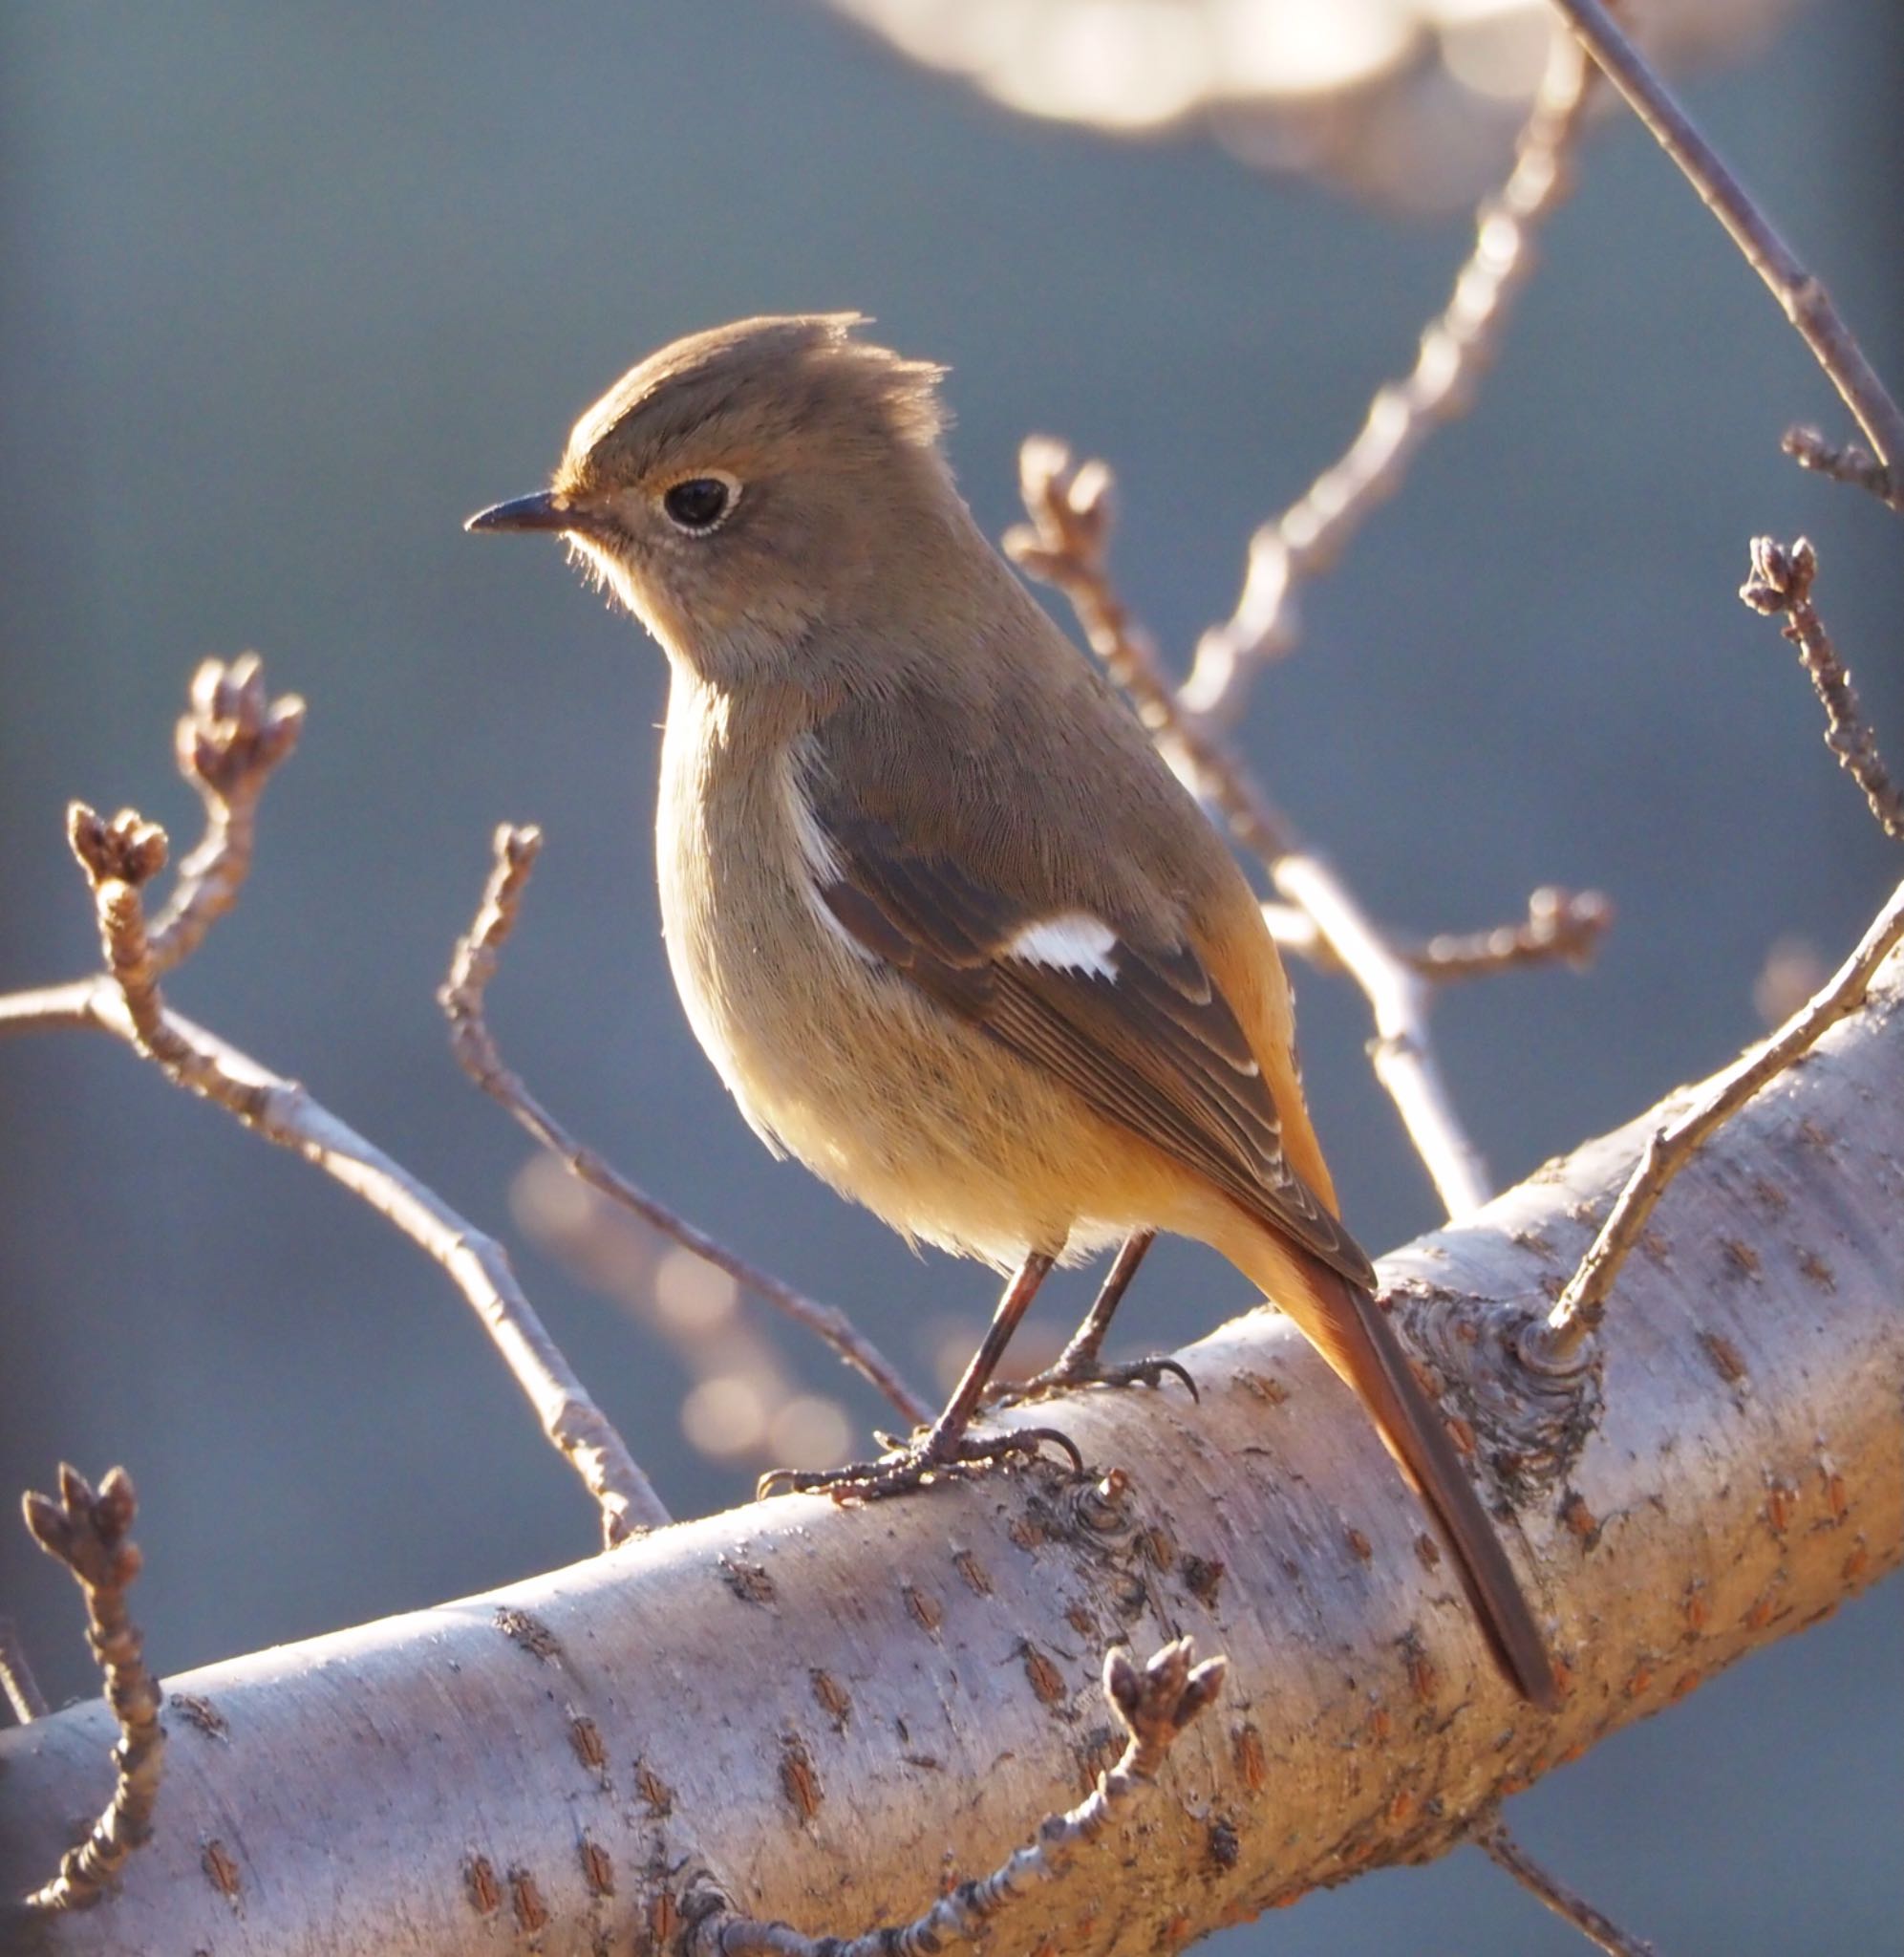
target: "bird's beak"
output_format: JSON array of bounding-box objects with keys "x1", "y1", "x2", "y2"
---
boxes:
[{"x1": 464, "y1": 490, "x2": 587, "y2": 535}]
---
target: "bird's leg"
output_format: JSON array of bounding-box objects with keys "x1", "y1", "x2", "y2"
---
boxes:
[
  {"x1": 928, "y1": 1248, "x2": 1059, "y2": 1444},
  {"x1": 1037, "y1": 1231, "x2": 1155, "y2": 1381},
  {"x1": 759, "y1": 1250, "x2": 1082, "y2": 1499},
  {"x1": 990, "y1": 1231, "x2": 1196, "y2": 1406}
]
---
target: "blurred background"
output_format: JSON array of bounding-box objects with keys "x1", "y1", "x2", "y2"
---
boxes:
[{"x1": 1, "y1": 3, "x2": 1898, "y2": 1950}]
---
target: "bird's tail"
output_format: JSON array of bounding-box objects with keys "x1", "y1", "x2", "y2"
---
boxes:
[{"x1": 1249, "y1": 1242, "x2": 1559, "y2": 1710}]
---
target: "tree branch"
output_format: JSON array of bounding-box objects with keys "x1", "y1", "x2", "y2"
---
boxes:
[
  {"x1": 1740, "y1": 537, "x2": 1904, "y2": 841},
  {"x1": 0, "y1": 978, "x2": 104, "y2": 1039},
  {"x1": 441, "y1": 824, "x2": 931, "y2": 1428},
  {"x1": 1547, "y1": 0, "x2": 1904, "y2": 508},
  {"x1": 1530, "y1": 874, "x2": 1904, "y2": 1368},
  {"x1": 17, "y1": 1466, "x2": 164, "y2": 1913},
  {"x1": 1477, "y1": 1822, "x2": 1657, "y2": 1957},
  {"x1": 15, "y1": 806, "x2": 670, "y2": 1545},
  {"x1": 685, "y1": 1639, "x2": 1227, "y2": 1957},
  {"x1": 0, "y1": 1614, "x2": 50, "y2": 1724},
  {"x1": 1532, "y1": 542, "x2": 1904, "y2": 1370},
  {"x1": 1408, "y1": 887, "x2": 1615, "y2": 982},
  {"x1": 145, "y1": 655, "x2": 305, "y2": 973},
  {"x1": 1183, "y1": 29, "x2": 1598, "y2": 719},
  {"x1": 4, "y1": 960, "x2": 1897, "y2": 1952},
  {"x1": 1781, "y1": 426, "x2": 1893, "y2": 506}
]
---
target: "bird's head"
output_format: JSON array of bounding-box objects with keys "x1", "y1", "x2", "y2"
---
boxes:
[{"x1": 466, "y1": 314, "x2": 952, "y2": 686}]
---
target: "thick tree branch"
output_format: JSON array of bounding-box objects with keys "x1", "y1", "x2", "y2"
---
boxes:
[
  {"x1": 1548, "y1": 0, "x2": 1904, "y2": 507},
  {"x1": 685, "y1": 1639, "x2": 1227, "y2": 1957},
  {"x1": 4, "y1": 959, "x2": 1896, "y2": 1953},
  {"x1": 1183, "y1": 31, "x2": 1597, "y2": 719},
  {"x1": 17, "y1": 1466, "x2": 164, "y2": 1913},
  {"x1": 442, "y1": 824, "x2": 930, "y2": 1428}
]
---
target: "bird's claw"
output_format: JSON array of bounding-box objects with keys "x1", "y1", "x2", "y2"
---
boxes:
[
  {"x1": 758, "y1": 1423, "x2": 1083, "y2": 1502},
  {"x1": 989, "y1": 1353, "x2": 1199, "y2": 1409}
]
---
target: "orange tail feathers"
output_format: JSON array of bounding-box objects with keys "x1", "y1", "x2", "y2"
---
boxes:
[{"x1": 1271, "y1": 1250, "x2": 1559, "y2": 1710}]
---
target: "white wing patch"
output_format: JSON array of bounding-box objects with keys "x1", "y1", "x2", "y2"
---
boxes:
[
  {"x1": 784, "y1": 738, "x2": 877, "y2": 962},
  {"x1": 784, "y1": 739, "x2": 843, "y2": 883},
  {"x1": 1007, "y1": 913, "x2": 1121, "y2": 980}
]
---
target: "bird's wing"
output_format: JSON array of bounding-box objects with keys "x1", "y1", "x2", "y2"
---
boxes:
[{"x1": 808, "y1": 794, "x2": 1377, "y2": 1291}]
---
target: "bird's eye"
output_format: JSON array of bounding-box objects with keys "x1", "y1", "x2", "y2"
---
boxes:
[{"x1": 662, "y1": 475, "x2": 737, "y2": 533}]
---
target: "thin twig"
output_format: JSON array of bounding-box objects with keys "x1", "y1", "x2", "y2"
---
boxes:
[
  {"x1": 1527, "y1": 543, "x2": 1904, "y2": 1357},
  {"x1": 0, "y1": 979, "x2": 97, "y2": 1039},
  {"x1": 1740, "y1": 538, "x2": 1904, "y2": 841},
  {"x1": 1781, "y1": 426, "x2": 1893, "y2": 505},
  {"x1": 1479, "y1": 1822, "x2": 1658, "y2": 1957},
  {"x1": 685, "y1": 1637, "x2": 1226, "y2": 1957},
  {"x1": 1410, "y1": 887, "x2": 1615, "y2": 982},
  {"x1": 38, "y1": 805, "x2": 670, "y2": 1544},
  {"x1": 0, "y1": 1614, "x2": 51, "y2": 1723},
  {"x1": 1257, "y1": 899, "x2": 1331, "y2": 967},
  {"x1": 1009, "y1": 442, "x2": 1493, "y2": 1215},
  {"x1": 441, "y1": 826, "x2": 931, "y2": 1429},
  {"x1": 1530, "y1": 874, "x2": 1904, "y2": 1369},
  {"x1": 1548, "y1": 0, "x2": 1904, "y2": 509},
  {"x1": 146, "y1": 655, "x2": 305, "y2": 973},
  {"x1": 18, "y1": 1466, "x2": 164, "y2": 1911},
  {"x1": 0, "y1": 649, "x2": 300, "y2": 1035},
  {"x1": 1274, "y1": 855, "x2": 1494, "y2": 1214},
  {"x1": 1182, "y1": 30, "x2": 1596, "y2": 720}
]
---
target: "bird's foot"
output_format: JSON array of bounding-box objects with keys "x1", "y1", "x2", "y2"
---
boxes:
[
  {"x1": 758, "y1": 1422, "x2": 1083, "y2": 1503},
  {"x1": 989, "y1": 1352, "x2": 1198, "y2": 1409}
]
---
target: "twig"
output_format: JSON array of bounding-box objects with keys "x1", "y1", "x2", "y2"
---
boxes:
[
  {"x1": 1479, "y1": 1821, "x2": 1658, "y2": 1957},
  {"x1": 1782, "y1": 427, "x2": 1893, "y2": 506},
  {"x1": 1548, "y1": 0, "x2": 1904, "y2": 509},
  {"x1": 1740, "y1": 538, "x2": 1904, "y2": 841},
  {"x1": 1257, "y1": 899, "x2": 1330, "y2": 967},
  {"x1": 1530, "y1": 873, "x2": 1904, "y2": 1369},
  {"x1": 32, "y1": 806, "x2": 670, "y2": 1544},
  {"x1": 1525, "y1": 542, "x2": 1904, "y2": 1356},
  {"x1": 1, "y1": 651, "x2": 301, "y2": 1041},
  {"x1": 685, "y1": 1637, "x2": 1226, "y2": 1957},
  {"x1": 441, "y1": 827, "x2": 931, "y2": 1429},
  {"x1": 1009, "y1": 442, "x2": 1493, "y2": 1215},
  {"x1": 18, "y1": 1466, "x2": 164, "y2": 1911},
  {"x1": 1184, "y1": 29, "x2": 1597, "y2": 719},
  {"x1": 1275, "y1": 854, "x2": 1494, "y2": 1214},
  {"x1": 146, "y1": 655, "x2": 305, "y2": 973},
  {"x1": 0, "y1": 1614, "x2": 51, "y2": 1723},
  {"x1": 1410, "y1": 887, "x2": 1615, "y2": 981},
  {"x1": 0, "y1": 979, "x2": 105, "y2": 1039}
]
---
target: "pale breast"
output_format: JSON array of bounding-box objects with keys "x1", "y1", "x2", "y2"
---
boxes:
[{"x1": 652, "y1": 680, "x2": 1149, "y2": 1267}]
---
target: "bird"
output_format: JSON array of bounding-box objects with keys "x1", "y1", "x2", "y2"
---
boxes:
[{"x1": 466, "y1": 314, "x2": 1557, "y2": 1709}]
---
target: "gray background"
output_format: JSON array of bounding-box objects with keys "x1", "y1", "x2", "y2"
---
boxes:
[{"x1": 2, "y1": 3, "x2": 1898, "y2": 1950}]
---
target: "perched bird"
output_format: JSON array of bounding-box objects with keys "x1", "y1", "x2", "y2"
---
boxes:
[{"x1": 468, "y1": 314, "x2": 1557, "y2": 1708}]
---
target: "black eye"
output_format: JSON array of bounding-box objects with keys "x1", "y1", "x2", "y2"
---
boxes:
[{"x1": 662, "y1": 477, "x2": 733, "y2": 532}]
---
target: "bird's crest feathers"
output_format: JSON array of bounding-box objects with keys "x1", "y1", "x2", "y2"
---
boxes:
[{"x1": 558, "y1": 314, "x2": 948, "y2": 493}]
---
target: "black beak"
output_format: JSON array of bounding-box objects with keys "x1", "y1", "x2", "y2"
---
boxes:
[{"x1": 464, "y1": 490, "x2": 583, "y2": 535}]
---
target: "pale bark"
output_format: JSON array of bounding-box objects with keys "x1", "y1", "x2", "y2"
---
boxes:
[{"x1": 4, "y1": 961, "x2": 1900, "y2": 1957}]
